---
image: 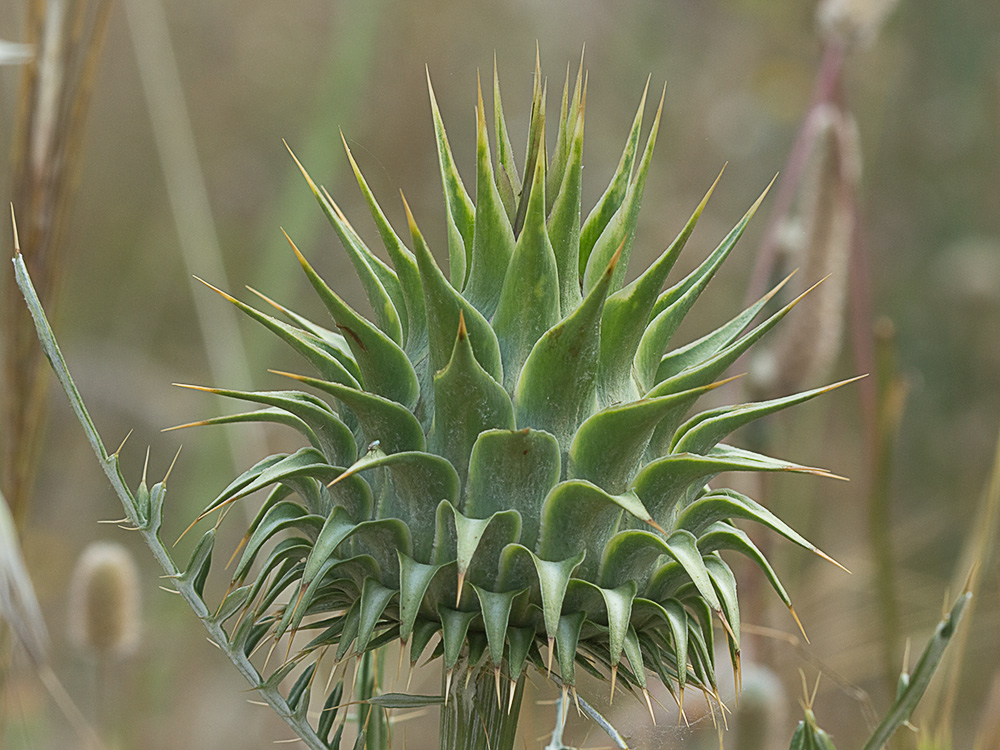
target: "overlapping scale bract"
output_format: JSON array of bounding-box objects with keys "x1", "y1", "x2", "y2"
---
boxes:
[{"x1": 179, "y1": 56, "x2": 847, "y2": 738}]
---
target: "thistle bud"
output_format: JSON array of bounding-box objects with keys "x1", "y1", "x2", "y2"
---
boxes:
[{"x1": 68, "y1": 542, "x2": 140, "y2": 659}]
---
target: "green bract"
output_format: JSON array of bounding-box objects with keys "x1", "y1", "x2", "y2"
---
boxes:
[{"x1": 174, "y1": 56, "x2": 848, "y2": 746}]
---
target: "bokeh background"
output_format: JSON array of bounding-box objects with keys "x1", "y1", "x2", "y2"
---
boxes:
[{"x1": 2, "y1": 0, "x2": 999, "y2": 748}]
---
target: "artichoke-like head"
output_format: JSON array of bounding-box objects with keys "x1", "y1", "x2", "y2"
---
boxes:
[{"x1": 180, "y1": 55, "x2": 847, "y2": 734}]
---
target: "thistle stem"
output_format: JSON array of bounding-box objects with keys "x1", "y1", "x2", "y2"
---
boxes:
[{"x1": 439, "y1": 662, "x2": 525, "y2": 750}]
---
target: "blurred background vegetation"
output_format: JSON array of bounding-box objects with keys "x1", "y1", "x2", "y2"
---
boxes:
[{"x1": 1, "y1": 0, "x2": 998, "y2": 748}]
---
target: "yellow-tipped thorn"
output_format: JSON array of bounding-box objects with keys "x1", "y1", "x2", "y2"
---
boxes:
[
  {"x1": 405, "y1": 662, "x2": 414, "y2": 693},
  {"x1": 546, "y1": 636, "x2": 555, "y2": 677},
  {"x1": 11, "y1": 204, "x2": 21, "y2": 253},
  {"x1": 114, "y1": 429, "x2": 134, "y2": 457},
  {"x1": 507, "y1": 679, "x2": 516, "y2": 714},
  {"x1": 717, "y1": 609, "x2": 737, "y2": 645},
  {"x1": 788, "y1": 605, "x2": 810, "y2": 643},
  {"x1": 609, "y1": 664, "x2": 618, "y2": 705},
  {"x1": 456, "y1": 569, "x2": 466, "y2": 609},
  {"x1": 646, "y1": 518, "x2": 668, "y2": 536},
  {"x1": 140, "y1": 446, "x2": 150, "y2": 485},
  {"x1": 572, "y1": 686, "x2": 581, "y2": 717},
  {"x1": 444, "y1": 669, "x2": 453, "y2": 706},
  {"x1": 163, "y1": 444, "x2": 182, "y2": 484},
  {"x1": 225, "y1": 532, "x2": 250, "y2": 570},
  {"x1": 813, "y1": 547, "x2": 851, "y2": 574},
  {"x1": 495, "y1": 667, "x2": 503, "y2": 711},
  {"x1": 397, "y1": 640, "x2": 406, "y2": 683},
  {"x1": 643, "y1": 688, "x2": 656, "y2": 726}
]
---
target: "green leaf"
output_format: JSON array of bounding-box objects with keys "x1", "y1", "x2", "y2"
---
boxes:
[
  {"x1": 599, "y1": 170, "x2": 718, "y2": 402},
  {"x1": 632, "y1": 445, "x2": 837, "y2": 526},
  {"x1": 569, "y1": 380, "x2": 727, "y2": 495},
  {"x1": 355, "y1": 577, "x2": 397, "y2": 654},
  {"x1": 433, "y1": 502, "x2": 520, "y2": 599},
  {"x1": 547, "y1": 76, "x2": 585, "y2": 314},
  {"x1": 498, "y1": 545, "x2": 583, "y2": 639},
  {"x1": 546, "y1": 56, "x2": 584, "y2": 215},
  {"x1": 427, "y1": 70, "x2": 475, "y2": 287},
  {"x1": 273, "y1": 371, "x2": 424, "y2": 455},
  {"x1": 366, "y1": 693, "x2": 444, "y2": 709},
  {"x1": 464, "y1": 428, "x2": 561, "y2": 551},
  {"x1": 463, "y1": 76, "x2": 517, "y2": 317},
  {"x1": 555, "y1": 611, "x2": 586, "y2": 684},
  {"x1": 671, "y1": 377, "x2": 861, "y2": 455},
  {"x1": 676, "y1": 489, "x2": 842, "y2": 571},
  {"x1": 471, "y1": 584, "x2": 523, "y2": 666},
  {"x1": 492, "y1": 58, "x2": 521, "y2": 220},
  {"x1": 597, "y1": 529, "x2": 721, "y2": 632},
  {"x1": 536, "y1": 480, "x2": 657, "y2": 579},
  {"x1": 493, "y1": 147, "x2": 562, "y2": 392},
  {"x1": 861, "y1": 592, "x2": 971, "y2": 750},
  {"x1": 342, "y1": 135, "x2": 426, "y2": 356},
  {"x1": 199, "y1": 447, "x2": 341, "y2": 519},
  {"x1": 697, "y1": 521, "x2": 792, "y2": 609},
  {"x1": 645, "y1": 279, "x2": 825, "y2": 450},
  {"x1": 514, "y1": 245, "x2": 619, "y2": 448},
  {"x1": 397, "y1": 552, "x2": 445, "y2": 642},
  {"x1": 288, "y1": 238, "x2": 419, "y2": 409},
  {"x1": 583, "y1": 85, "x2": 664, "y2": 295},
  {"x1": 654, "y1": 273, "x2": 792, "y2": 384},
  {"x1": 404, "y1": 199, "x2": 503, "y2": 382},
  {"x1": 634, "y1": 183, "x2": 771, "y2": 392},
  {"x1": 330, "y1": 447, "x2": 460, "y2": 562},
  {"x1": 437, "y1": 605, "x2": 479, "y2": 669},
  {"x1": 579, "y1": 81, "x2": 647, "y2": 276},
  {"x1": 505, "y1": 626, "x2": 536, "y2": 683},
  {"x1": 430, "y1": 314, "x2": 514, "y2": 485},
  {"x1": 704, "y1": 555, "x2": 740, "y2": 653},
  {"x1": 180, "y1": 530, "x2": 216, "y2": 599},
  {"x1": 176, "y1": 386, "x2": 358, "y2": 469},
  {"x1": 196, "y1": 280, "x2": 360, "y2": 390},
  {"x1": 234, "y1": 501, "x2": 323, "y2": 580},
  {"x1": 512, "y1": 53, "x2": 545, "y2": 237},
  {"x1": 285, "y1": 151, "x2": 404, "y2": 345}
]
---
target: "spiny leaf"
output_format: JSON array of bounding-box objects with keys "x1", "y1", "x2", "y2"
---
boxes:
[
  {"x1": 536, "y1": 480, "x2": 658, "y2": 580},
  {"x1": 285, "y1": 232, "x2": 419, "y2": 410},
  {"x1": 427, "y1": 69, "x2": 475, "y2": 287},
  {"x1": 493, "y1": 56, "x2": 521, "y2": 218},
  {"x1": 403, "y1": 196, "x2": 503, "y2": 382},
  {"x1": 397, "y1": 552, "x2": 445, "y2": 642},
  {"x1": 341, "y1": 132, "x2": 426, "y2": 356},
  {"x1": 463, "y1": 73, "x2": 517, "y2": 317},
  {"x1": 579, "y1": 78, "x2": 648, "y2": 276},
  {"x1": 654, "y1": 272, "x2": 794, "y2": 385},
  {"x1": 285, "y1": 145, "x2": 404, "y2": 345},
  {"x1": 430, "y1": 313, "x2": 514, "y2": 486},
  {"x1": 670, "y1": 376, "x2": 864, "y2": 455},
  {"x1": 583, "y1": 83, "x2": 664, "y2": 295},
  {"x1": 599, "y1": 166, "x2": 721, "y2": 402},
  {"x1": 676, "y1": 488, "x2": 845, "y2": 572},
  {"x1": 195, "y1": 279, "x2": 360, "y2": 389},
  {"x1": 464, "y1": 428, "x2": 561, "y2": 551},
  {"x1": 634, "y1": 178, "x2": 773, "y2": 391},
  {"x1": 547, "y1": 74, "x2": 586, "y2": 314},
  {"x1": 493, "y1": 140, "x2": 561, "y2": 391},
  {"x1": 569, "y1": 378, "x2": 733, "y2": 495},
  {"x1": 272, "y1": 370, "x2": 425, "y2": 455},
  {"x1": 514, "y1": 244, "x2": 620, "y2": 448},
  {"x1": 632, "y1": 444, "x2": 841, "y2": 526}
]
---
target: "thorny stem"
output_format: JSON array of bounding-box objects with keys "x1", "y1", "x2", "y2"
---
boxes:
[{"x1": 13, "y1": 254, "x2": 331, "y2": 750}]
